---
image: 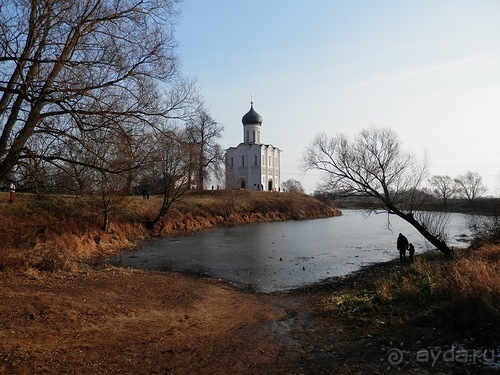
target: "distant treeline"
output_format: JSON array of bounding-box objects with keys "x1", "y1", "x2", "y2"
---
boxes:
[{"x1": 315, "y1": 192, "x2": 500, "y2": 216}]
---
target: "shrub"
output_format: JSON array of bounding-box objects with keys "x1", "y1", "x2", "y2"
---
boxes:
[{"x1": 468, "y1": 215, "x2": 500, "y2": 246}]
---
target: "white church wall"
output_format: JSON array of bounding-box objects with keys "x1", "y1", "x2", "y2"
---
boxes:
[{"x1": 225, "y1": 102, "x2": 281, "y2": 191}]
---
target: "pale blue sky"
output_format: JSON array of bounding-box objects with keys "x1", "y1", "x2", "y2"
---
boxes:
[{"x1": 176, "y1": 0, "x2": 500, "y2": 195}]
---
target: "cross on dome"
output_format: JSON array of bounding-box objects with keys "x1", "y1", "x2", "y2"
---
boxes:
[{"x1": 242, "y1": 98, "x2": 262, "y2": 125}]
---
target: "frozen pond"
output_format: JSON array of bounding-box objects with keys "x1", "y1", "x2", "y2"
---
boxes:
[{"x1": 113, "y1": 210, "x2": 473, "y2": 293}]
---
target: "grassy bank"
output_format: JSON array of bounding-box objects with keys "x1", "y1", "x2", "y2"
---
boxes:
[
  {"x1": 314, "y1": 246, "x2": 500, "y2": 348},
  {"x1": 0, "y1": 190, "x2": 340, "y2": 271}
]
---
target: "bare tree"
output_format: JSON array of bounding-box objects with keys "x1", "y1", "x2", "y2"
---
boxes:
[
  {"x1": 468, "y1": 214, "x2": 500, "y2": 245},
  {"x1": 0, "y1": 0, "x2": 198, "y2": 183},
  {"x1": 94, "y1": 170, "x2": 128, "y2": 232},
  {"x1": 70, "y1": 125, "x2": 141, "y2": 231},
  {"x1": 221, "y1": 189, "x2": 238, "y2": 222},
  {"x1": 224, "y1": 167, "x2": 238, "y2": 190},
  {"x1": 303, "y1": 128, "x2": 452, "y2": 256},
  {"x1": 184, "y1": 108, "x2": 224, "y2": 191},
  {"x1": 148, "y1": 130, "x2": 191, "y2": 229},
  {"x1": 455, "y1": 171, "x2": 487, "y2": 203},
  {"x1": 428, "y1": 175, "x2": 458, "y2": 205},
  {"x1": 282, "y1": 179, "x2": 305, "y2": 194}
]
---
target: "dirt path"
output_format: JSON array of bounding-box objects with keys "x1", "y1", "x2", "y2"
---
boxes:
[
  {"x1": 0, "y1": 266, "x2": 497, "y2": 374},
  {"x1": 0, "y1": 267, "x2": 304, "y2": 374}
]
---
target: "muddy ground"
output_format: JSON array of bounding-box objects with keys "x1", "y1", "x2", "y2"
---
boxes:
[{"x1": 0, "y1": 262, "x2": 497, "y2": 374}]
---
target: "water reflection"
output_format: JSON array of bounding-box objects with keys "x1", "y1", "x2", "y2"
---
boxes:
[{"x1": 113, "y1": 210, "x2": 473, "y2": 293}]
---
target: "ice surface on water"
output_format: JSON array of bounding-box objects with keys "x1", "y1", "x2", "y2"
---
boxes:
[{"x1": 114, "y1": 210, "x2": 473, "y2": 293}]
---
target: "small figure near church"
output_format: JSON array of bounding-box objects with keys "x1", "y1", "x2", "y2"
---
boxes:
[{"x1": 397, "y1": 233, "x2": 409, "y2": 262}]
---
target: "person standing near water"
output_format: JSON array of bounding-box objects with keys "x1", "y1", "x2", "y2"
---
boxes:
[
  {"x1": 397, "y1": 233, "x2": 409, "y2": 262},
  {"x1": 408, "y1": 243, "x2": 415, "y2": 262}
]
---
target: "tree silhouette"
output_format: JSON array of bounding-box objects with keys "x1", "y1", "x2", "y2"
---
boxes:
[
  {"x1": 303, "y1": 127, "x2": 452, "y2": 256},
  {"x1": 455, "y1": 171, "x2": 487, "y2": 203},
  {"x1": 0, "y1": 0, "x2": 197, "y2": 183}
]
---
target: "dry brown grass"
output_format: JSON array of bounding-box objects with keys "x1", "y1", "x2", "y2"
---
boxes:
[
  {"x1": 319, "y1": 245, "x2": 500, "y2": 333},
  {"x1": 0, "y1": 190, "x2": 339, "y2": 272}
]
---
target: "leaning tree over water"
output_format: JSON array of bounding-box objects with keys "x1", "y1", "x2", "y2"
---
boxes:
[{"x1": 303, "y1": 127, "x2": 452, "y2": 256}]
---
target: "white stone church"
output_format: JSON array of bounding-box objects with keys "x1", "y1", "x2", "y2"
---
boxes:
[{"x1": 225, "y1": 101, "x2": 281, "y2": 191}]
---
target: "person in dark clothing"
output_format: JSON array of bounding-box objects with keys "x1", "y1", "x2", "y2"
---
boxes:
[
  {"x1": 408, "y1": 243, "x2": 415, "y2": 262},
  {"x1": 397, "y1": 233, "x2": 409, "y2": 262}
]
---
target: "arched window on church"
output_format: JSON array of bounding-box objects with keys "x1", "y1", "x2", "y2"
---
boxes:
[
  {"x1": 252, "y1": 130, "x2": 256, "y2": 143},
  {"x1": 246, "y1": 130, "x2": 249, "y2": 142},
  {"x1": 241, "y1": 156, "x2": 245, "y2": 167},
  {"x1": 230, "y1": 157, "x2": 233, "y2": 167},
  {"x1": 254, "y1": 154, "x2": 258, "y2": 166}
]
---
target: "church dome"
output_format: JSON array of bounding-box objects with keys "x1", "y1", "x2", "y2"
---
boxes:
[{"x1": 242, "y1": 102, "x2": 262, "y2": 125}]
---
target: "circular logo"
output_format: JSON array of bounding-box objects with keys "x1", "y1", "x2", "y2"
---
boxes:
[{"x1": 387, "y1": 347, "x2": 404, "y2": 366}]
